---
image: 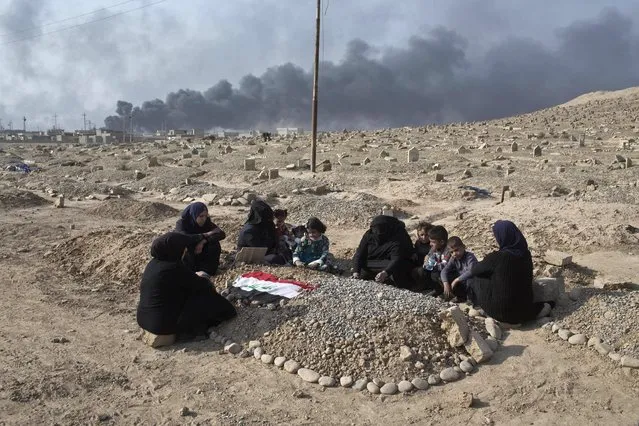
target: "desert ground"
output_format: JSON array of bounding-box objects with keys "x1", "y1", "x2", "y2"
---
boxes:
[{"x1": 1, "y1": 87, "x2": 639, "y2": 425}]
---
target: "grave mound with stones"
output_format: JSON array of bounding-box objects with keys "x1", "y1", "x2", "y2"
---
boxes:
[{"x1": 212, "y1": 272, "x2": 500, "y2": 394}]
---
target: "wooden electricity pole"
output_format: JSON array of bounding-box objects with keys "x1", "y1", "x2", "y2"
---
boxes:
[{"x1": 310, "y1": 0, "x2": 321, "y2": 172}]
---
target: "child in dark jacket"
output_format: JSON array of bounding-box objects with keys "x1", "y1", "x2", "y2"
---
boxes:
[{"x1": 441, "y1": 236, "x2": 478, "y2": 301}]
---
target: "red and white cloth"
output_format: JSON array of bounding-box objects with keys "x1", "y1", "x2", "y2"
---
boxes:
[{"x1": 232, "y1": 271, "x2": 316, "y2": 299}]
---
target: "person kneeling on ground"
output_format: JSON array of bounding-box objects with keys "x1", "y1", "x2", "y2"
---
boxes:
[
  {"x1": 237, "y1": 200, "x2": 287, "y2": 265},
  {"x1": 175, "y1": 202, "x2": 226, "y2": 277},
  {"x1": 136, "y1": 232, "x2": 236, "y2": 342},
  {"x1": 441, "y1": 236, "x2": 478, "y2": 302},
  {"x1": 463, "y1": 220, "x2": 551, "y2": 324},
  {"x1": 293, "y1": 217, "x2": 332, "y2": 271},
  {"x1": 352, "y1": 215, "x2": 415, "y2": 288}
]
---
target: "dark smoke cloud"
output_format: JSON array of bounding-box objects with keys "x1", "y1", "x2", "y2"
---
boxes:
[{"x1": 105, "y1": 7, "x2": 639, "y2": 132}]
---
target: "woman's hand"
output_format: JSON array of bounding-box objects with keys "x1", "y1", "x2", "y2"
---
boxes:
[{"x1": 375, "y1": 270, "x2": 389, "y2": 283}]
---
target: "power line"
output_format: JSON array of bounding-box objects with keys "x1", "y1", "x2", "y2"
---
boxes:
[
  {"x1": 0, "y1": 0, "x2": 167, "y2": 46},
  {"x1": 0, "y1": 0, "x2": 140, "y2": 39}
]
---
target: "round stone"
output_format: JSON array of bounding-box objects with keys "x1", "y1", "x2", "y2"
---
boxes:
[
  {"x1": 609, "y1": 352, "x2": 622, "y2": 362},
  {"x1": 568, "y1": 334, "x2": 587, "y2": 345},
  {"x1": 283, "y1": 360, "x2": 300, "y2": 374},
  {"x1": 412, "y1": 377, "x2": 429, "y2": 390},
  {"x1": 298, "y1": 368, "x2": 320, "y2": 383},
  {"x1": 248, "y1": 340, "x2": 261, "y2": 349},
  {"x1": 427, "y1": 374, "x2": 441, "y2": 385},
  {"x1": 340, "y1": 376, "x2": 354, "y2": 387},
  {"x1": 274, "y1": 356, "x2": 287, "y2": 368},
  {"x1": 318, "y1": 376, "x2": 336, "y2": 387},
  {"x1": 224, "y1": 343, "x2": 241, "y2": 355},
  {"x1": 367, "y1": 382, "x2": 380, "y2": 394},
  {"x1": 460, "y1": 361, "x2": 474, "y2": 373},
  {"x1": 485, "y1": 318, "x2": 502, "y2": 340},
  {"x1": 557, "y1": 329, "x2": 573, "y2": 341},
  {"x1": 380, "y1": 383, "x2": 398, "y2": 395},
  {"x1": 568, "y1": 288, "x2": 582, "y2": 301},
  {"x1": 253, "y1": 347, "x2": 264, "y2": 359},
  {"x1": 551, "y1": 323, "x2": 561, "y2": 333},
  {"x1": 398, "y1": 380, "x2": 414, "y2": 393},
  {"x1": 353, "y1": 379, "x2": 368, "y2": 391},
  {"x1": 260, "y1": 354, "x2": 274, "y2": 364},
  {"x1": 440, "y1": 367, "x2": 461, "y2": 382},
  {"x1": 372, "y1": 378, "x2": 384, "y2": 387}
]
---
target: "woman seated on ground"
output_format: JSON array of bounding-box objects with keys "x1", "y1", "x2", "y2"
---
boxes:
[
  {"x1": 175, "y1": 202, "x2": 226, "y2": 277},
  {"x1": 237, "y1": 200, "x2": 287, "y2": 265},
  {"x1": 352, "y1": 215, "x2": 416, "y2": 289},
  {"x1": 461, "y1": 220, "x2": 550, "y2": 324},
  {"x1": 136, "y1": 232, "x2": 236, "y2": 341}
]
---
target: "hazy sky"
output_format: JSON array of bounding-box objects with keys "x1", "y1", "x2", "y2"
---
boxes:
[{"x1": 0, "y1": 0, "x2": 637, "y2": 131}]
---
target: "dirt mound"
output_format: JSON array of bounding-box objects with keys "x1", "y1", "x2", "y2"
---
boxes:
[
  {"x1": 0, "y1": 189, "x2": 50, "y2": 210},
  {"x1": 88, "y1": 199, "x2": 179, "y2": 222},
  {"x1": 52, "y1": 229, "x2": 157, "y2": 290}
]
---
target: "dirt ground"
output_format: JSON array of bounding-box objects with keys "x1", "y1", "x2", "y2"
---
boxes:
[{"x1": 1, "y1": 88, "x2": 639, "y2": 425}]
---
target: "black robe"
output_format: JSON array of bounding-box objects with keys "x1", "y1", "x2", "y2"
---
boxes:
[
  {"x1": 353, "y1": 216, "x2": 415, "y2": 287},
  {"x1": 468, "y1": 250, "x2": 543, "y2": 324},
  {"x1": 237, "y1": 200, "x2": 286, "y2": 264},
  {"x1": 136, "y1": 233, "x2": 236, "y2": 336}
]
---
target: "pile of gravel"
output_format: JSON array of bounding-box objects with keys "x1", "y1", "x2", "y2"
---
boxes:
[
  {"x1": 553, "y1": 288, "x2": 639, "y2": 359},
  {"x1": 216, "y1": 273, "x2": 482, "y2": 382},
  {"x1": 281, "y1": 192, "x2": 384, "y2": 227}
]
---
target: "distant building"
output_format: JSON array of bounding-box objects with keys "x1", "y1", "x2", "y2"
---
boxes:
[{"x1": 276, "y1": 127, "x2": 305, "y2": 136}]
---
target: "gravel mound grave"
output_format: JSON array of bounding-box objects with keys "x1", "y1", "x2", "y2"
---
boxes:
[
  {"x1": 216, "y1": 270, "x2": 487, "y2": 382},
  {"x1": 88, "y1": 198, "x2": 179, "y2": 222},
  {"x1": 554, "y1": 288, "x2": 639, "y2": 359},
  {"x1": 0, "y1": 189, "x2": 50, "y2": 210}
]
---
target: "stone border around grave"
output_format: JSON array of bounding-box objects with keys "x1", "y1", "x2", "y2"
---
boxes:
[
  {"x1": 206, "y1": 305, "x2": 506, "y2": 396},
  {"x1": 542, "y1": 321, "x2": 639, "y2": 370}
]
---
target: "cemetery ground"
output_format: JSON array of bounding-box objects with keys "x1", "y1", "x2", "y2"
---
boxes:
[{"x1": 1, "y1": 87, "x2": 639, "y2": 425}]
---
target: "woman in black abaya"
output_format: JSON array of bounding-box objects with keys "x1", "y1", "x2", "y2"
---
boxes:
[
  {"x1": 136, "y1": 232, "x2": 236, "y2": 340},
  {"x1": 352, "y1": 215, "x2": 416, "y2": 288}
]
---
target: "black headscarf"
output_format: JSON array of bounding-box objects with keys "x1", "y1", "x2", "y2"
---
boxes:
[
  {"x1": 177, "y1": 202, "x2": 210, "y2": 234},
  {"x1": 150, "y1": 232, "x2": 202, "y2": 262},
  {"x1": 370, "y1": 215, "x2": 407, "y2": 244},
  {"x1": 246, "y1": 200, "x2": 275, "y2": 225},
  {"x1": 492, "y1": 220, "x2": 529, "y2": 257}
]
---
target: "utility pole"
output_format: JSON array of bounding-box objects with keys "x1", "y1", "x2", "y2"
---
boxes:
[
  {"x1": 310, "y1": 0, "x2": 321, "y2": 172},
  {"x1": 53, "y1": 113, "x2": 58, "y2": 131},
  {"x1": 23, "y1": 116, "x2": 27, "y2": 133},
  {"x1": 122, "y1": 115, "x2": 126, "y2": 143},
  {"x1": 83, "y1": 113, "x2": 87, "y2": 131},
  {"x1": 129, "y1": 114, "x2": 133, "y2": 143}
]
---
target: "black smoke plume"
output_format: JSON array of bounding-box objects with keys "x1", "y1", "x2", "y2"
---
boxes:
[{"x1": 104, "y1": 8, "x2": 639, "y2": 132}]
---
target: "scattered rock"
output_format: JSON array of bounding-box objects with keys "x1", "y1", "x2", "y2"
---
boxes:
[
  {"x1": 353, "y1": 379, "x2": 368, "y2": 391},
  {"x1": 568, "y1": 334, "x2": 587, "y2": 345},
  {"x1": 460, "y1": 361, "x2": 474, "y2": 373},
  {"x1": 558, "y1": 329, "x2": 573, "y2": 341},
  {"x1": 398, "y1": 380, "x2": 414, "y2": 393},
  {"x1": 460, "y1": 392, "x2": 474, "y2": 408},
  {"x1": 380, "y1": 383, "x2": 398, "y2": 395},
  {"x1": 464, "y1": 330, "x2": 494, "y2": 363},
  {"x1": 399, "y1": 345, "x2": 416, "y2": 362},
  {"x1": 440, "y1": 367, "x2": 461, "y2": 382},
  {"x1": 260, "y1": 354, "x2": 274, "y2": 364},
  {"x1": 440, "y1": 306, "x2": 470, "y2": 347},
  {"x1": 427, "y1": 374, "x2": 442, "y2": 385},
  {"x1": 412, "y1": 377, "x2": 430, "y2": 390},
  {"x1": 484, "y1": 318, "x2": 502, "y2": 340},
  {"x1": 367, "y1": 382, "x2": 380, "y2": 394},
  {"x1": 274, "y1": 356, "x2": 287, "y2": 368},
  {"x1": 620, "y1": 356, "x2": 639, "y2": 369},
  {"x1": 318, "y1": 376, "x2": 337, "y2": 387},
  {"x1": 340, "y1": 376, "x2": 354, "y2": 387},
  {"x1": 284, "y1": 360, "x2": 300, "y2": 374},
  {"x1": 544, "y1": 250, "x2": 573, "y2": 266},
  {"x1": 297, "y1": 368, "x2": 320, "y2": 383}
]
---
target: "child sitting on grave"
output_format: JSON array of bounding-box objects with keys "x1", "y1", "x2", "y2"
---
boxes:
[
  {"x1": 414, "y1": 221, "x2": 434, "y2": 265},
  {"x1": 441, "y1": 236, "x2": 478, "y2": 302},
  {"x1": 293, "y1": 217, "x2": 332, "y2": 271},
  {"x1": 420, "y1": 225, "x2": 452, "y2": 295}
]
